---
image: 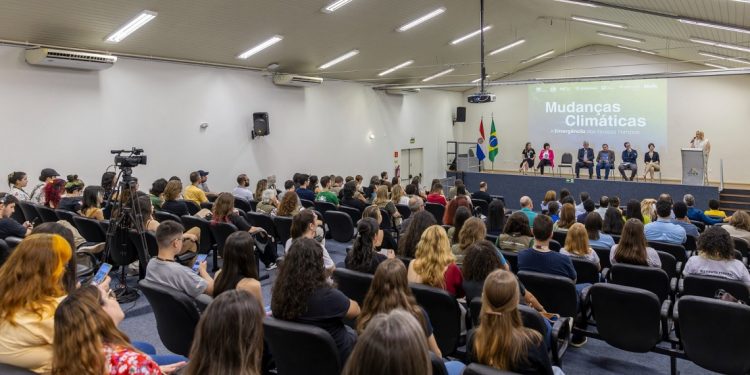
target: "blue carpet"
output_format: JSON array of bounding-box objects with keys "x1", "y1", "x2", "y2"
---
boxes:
[{"x1": 117, "y1": 240, "x2": 717, "y2": 374}]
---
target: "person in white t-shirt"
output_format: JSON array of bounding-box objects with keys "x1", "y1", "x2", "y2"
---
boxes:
[{"x1": 683, "y1": 226, "x2": 750, "y2": 286}]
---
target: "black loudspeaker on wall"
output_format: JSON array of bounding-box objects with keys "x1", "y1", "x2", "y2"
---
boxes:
[
  {"x1": 455, "y1": 107, "x2": 466, "y2": 123},
  {"x1": 252, "y1": 112, "x2": 269, "y2": 139}
]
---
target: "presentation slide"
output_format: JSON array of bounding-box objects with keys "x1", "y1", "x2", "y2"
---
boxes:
[{"x1": 527, "y1": 79, "x2": 667, "y2": 158}]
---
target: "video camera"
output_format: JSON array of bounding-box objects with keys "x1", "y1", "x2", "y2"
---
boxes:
[{"x1": 111, "y1": 148, "x2": 147, "y2": 168}]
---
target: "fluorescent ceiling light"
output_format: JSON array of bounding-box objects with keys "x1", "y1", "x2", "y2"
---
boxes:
[
  {"x1": 450, "y1": 26, "x2": 492, "y2": 45},
  {"x1": 734, "y1": 0, "x2": 750, "y2": 3},
  {"x1": 690, "y1": 37, "x2": 750, "y2": 53},
  {"x1": 522, "y1": 50, "x2": 555, "y2": 64},
  {"x1": 318, "y1": 49, "x2": 360, "y2": 69},
  {"x1": 397, "y1": 7, "x2": 446, "y2": 32},
  {"x1": 422, "y1": 68, "x2": 454, "y2": 82},
  {"x1": 678, "y1": 19, "x2": 750, "y2": 34},
  {"x1": 597, "y1": 32, "x2": 644, "y2": 43},
  {"x1": 489, "y1": 39, "x2": 526, "y2": 55},
  {"x1": 616, "y1": 45, "x2": 656, "y2": 55},
  {"x1": 105, "y1": 10, "x2": 157, "y2": 43},
  {"x1": 471, "y1": 75, "x2": 490, "y2": 83},
  {"x1": 237, "y1": 35, "x2": 283, "y2": 59},
  {"x1": 378, "y1": 60, "x2": 414, "y2": 76},
  {"x1": 698, "y1": 51, "x2": 750, "y2": 65},
  {"x1": 321, "y1": 0, "x2": 354, "y2": 13},
  {"x1": 704, "y1": 63, "x2": 729, "y2": 70},
  {"x1": 572, "y1": 16, "x2": 627, "y2": 29},
  {"x1": 554, "y1": 0, "x2": 599, "y2": 7}
]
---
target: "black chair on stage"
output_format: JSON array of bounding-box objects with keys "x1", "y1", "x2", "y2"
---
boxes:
[
  {"x1": 154, "y1": 210, "x2": 182, "y2": 224},
  {"x1": 263, "y1": 317, "x2": 341, "y2": 375},
  {"x1": 425, "y1": 203, "x2": 445, "y2": 225},
  {"x1": 411, "y1": 283, "x2": 461, "y2": 357},
  {"x1": 332, "y1": 268, "x2": 373, "y2": 306},
  {"x1": 138, "y1": 279, "x2": 201, "y2": 357},
  {"x1": 324, "y1": 211, "x2": 355, "y2": 243}
]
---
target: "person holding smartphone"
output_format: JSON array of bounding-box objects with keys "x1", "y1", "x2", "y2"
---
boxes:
[{"x1": 0, "y1": 194, "x2": 32, "y2": 239}]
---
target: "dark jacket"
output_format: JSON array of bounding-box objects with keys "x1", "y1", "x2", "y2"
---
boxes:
[{"x1": 577, "y1": 148, "x2": 594, "y2": 163}]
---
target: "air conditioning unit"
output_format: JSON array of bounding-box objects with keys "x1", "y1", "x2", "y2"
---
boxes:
[
  {"x1": 25, "y1": 48, "x2": 117, "y2": 70},
  {"x1": 272, "y1": 74, "x2": 323, "y2": 87},
  {"x1": 385, "y1": 88, "x2": 421, "y2": 96}
]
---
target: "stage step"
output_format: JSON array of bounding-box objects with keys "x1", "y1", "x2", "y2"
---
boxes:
[{"x1": 720, "y1": 188, "x2": 750, "y2": 214}]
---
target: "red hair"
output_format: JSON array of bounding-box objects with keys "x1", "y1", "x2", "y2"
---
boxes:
[
  {"x1": 44, "y1": 178, "x2": 66, "y2": 208},
  {"x1": 443, "y1": 196, "x2": 472, "y2": 225}
]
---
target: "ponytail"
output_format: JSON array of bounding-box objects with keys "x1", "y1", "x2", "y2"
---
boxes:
[
  {"x1": 346, "y1": 218, "x2": 379, "y2": 272},
  {"x1": 7, "y1": 171, "x2": 26, "y2": 188}
]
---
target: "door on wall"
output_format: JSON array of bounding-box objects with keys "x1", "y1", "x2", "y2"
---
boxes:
[{"x1": 400, "y1": 148, "x2": 423, "y2": 183}]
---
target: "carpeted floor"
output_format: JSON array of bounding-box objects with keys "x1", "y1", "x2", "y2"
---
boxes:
[{"x1": 118, "y1": 239, "x2": 717, "y2": 375}]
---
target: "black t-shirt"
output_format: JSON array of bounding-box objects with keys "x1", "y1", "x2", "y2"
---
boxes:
[
  {"x1": 0, "y1": 218, "x2": 26, "y2": 239},
  {"x1": 471, "y1": 191, "x2": 493, "y2": 204},
  {"x1": 161, "y1": 200, "x2": 190, "y2": 217},
  {"x1": 58, "y1": 197, "x2": 82, "y2": 212},
  {"x1": 467, "y1": 329, "x2": 553, "y2": 375},
  {"x1": 345, "y1": 251, "x2": 387, "y2": 274},
  {"x1": 228, "y1": 213, "x2": 252, "y2": 231},
  {"x1": 291, "y1": 287, "x2": 355, "y2": 363}
]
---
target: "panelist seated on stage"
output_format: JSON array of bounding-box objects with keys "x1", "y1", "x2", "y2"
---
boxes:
[
  {"x1": 642, "y1": 143, "x2": 661, "y2": 181},
  {"x1": 575, "y1": 141, "x2": 595, "y2": 179},
  {"x1": 536, "y1": 143, "x2": 555, "y2": 175},
  {"x1": 618, "y1": 142, "x2": 638, "y2": 181},
  {"x1": 596, "y1": 144, "x2": 616, "y2": 180}
]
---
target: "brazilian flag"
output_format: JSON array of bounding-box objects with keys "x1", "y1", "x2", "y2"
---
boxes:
[{"x1": 488, "y1": 118, "x2": 498, "y2": 162}]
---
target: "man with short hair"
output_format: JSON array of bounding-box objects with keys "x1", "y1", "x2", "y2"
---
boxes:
[
  {"x1": 184, "y1": 171, "x2": 209, "y2": 205},
  {"x1": 671, "y1": 201, "x2": 700, "y2": 238},
  {"x1": 596, "y1": 196, "x2": 609, "y2": 218},
  {"x1": 645, "y1": 200, "x2": 687, "y2": 245},
  {"x1": 331, "y1": 176, "x2": 345, "y2": 195},
  {"x1": 233, "y1": 174, "x2": 253, "y2": 202},
  {"x1": 577, "y1": 199, "x2": 596, "y2": 223},
  {"x1": 278, "y1": 180, "x2": 295, "y2": 201},
  {"x1": 146, "y1": 221, "x2": 214, "y2": 304},
  {"x1": 519, "y1": 196, "x2": 537, "y2": 227},
  {"x1": 399, "y1": 196, "x2": 425, "y2": 234},
  {"x1": 471, "y1": 181, "x2": 492, "y2": 204},
  {"x1": 295, "y1": 174, "x2": 316, "y2": 202},
  {"x1": 380, "y1": 171, "x2": 388, "y2": 183},
  {"x1": 575, "y1": 192, "x2": 590, "y2": 217},
  {"x1": 684, "y1": 194, "x2": 723, "y2": 225},
  {"x1": 315, "y1": 176, "x2": 340, "y2": 205},
  {"x1": 618, "y1": 142, "x2": 638, "y2": 181},
  {"x1": 0, "y1": 194, "x2": 31, "y2": 239},
  {"x1": 575, "y1": 141, "x2": 595, "y2": 179},
  {"x1": 197, "y1": 170, "x2": 210, "y2": 192},
  {"x1": 595, "y1": 144, "x2": 616, "y2": 180},
  {"x1": 426, "y1": 183, "x2": 447, "y2": 206}
]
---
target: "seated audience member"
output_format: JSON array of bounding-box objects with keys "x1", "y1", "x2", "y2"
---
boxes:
[
  {"x1": 272, "y1": 238, "x2": 360, "y2": 363},
  {"x1": 443, "y1": 194, "x2": 471, "y2": 226},
  {"x1": 357, "y1": 259, "x2": 443, "y2": 358},
  {"x1": 519, "y1": 196, "x2": 538, "y2": 227},
  {"x1": 644, "y1": 199, "x2": 687, "y2": 245},
  {"x1": 497, "y1": 212, "x2": 534, "y2": 252},
  {"x1": 80, "y1": 185, "x2": 105, "y2": 220},
  {"x1": 603, "y1": 206, "x2": 625, "y2": 235},
  {"x1": 671, "y1": 201, "x2": 700, "y2": 239},
  {"x1": 331, "y1": 176, "x2": 345, "y2": 195},
  {"x1": 345, "y1": 218, "x2": 389, "y2": 274},
  {"x1": 554, "y1": 203, "x2": 576, "y2": 232},
  {"x1": 0, "y1": 194, "x2": 32, "y2": 239},
  {"x1": 426, "y1": 183, "x2": 447, "y2": 206},
  {"x1": 146, "y1": 221, "x2": 214, "y2": 303},
  {"x1": 684, "y1": 194, "x2": 724, "y2": 225},
  {"x1": 363, "y1": 205, "x2": 397, "y2": 251},
  {"x1": 574, "y1": 192, "x2": 590, "y2": 217},
  {"x1": 625, "y1": 199, "x2": 645, "y2": 223},
  {"x1": 30, "y1": 168, "x2": 59, "y2": 204},
  {"x1": 212, "y1": 231, "x2": 264, "y2": 304},
  {"x1": 277, "y1": 179, "x2": 295, "y2": 202},
  {"x1": 704, "y1": 199, "x2": 727, "y2": 218},
  {"x1": 596, "y1": 196, "x2": 609, "y2": 218},
  {"x1": 232, "y1": 174, "x2": 254, "y2": 202},
  {"x1": 454, "y1": 217, "x2": 503, "y2": 268},
  {"x1": 391, "y1": 184, "x2": 408, "y2": 206},
  {"x1": 463, "y1": 241, "x2": 539, "y2": 308},
  {"x1": 540, "y1": 190, "x2": 556, "y2": 212},
  {"x1": 618, "y1": 142, "x2": 638, "y2": 181},
  {"x1": 585, "y1": 212, "x2": 615, "y2": 249},
  {"x1": 559, "y1": 188, "x2": 571, "y2": 203},
  {"x1": 43, "y1": 178, "x2": 66, "y2": 208},
  {"x1": 30, "y1": 222, "x2": 80, "y2": 293},
  {"x1": 211, "y1": 193, "x2": 275, "y2": 269},
  {"x1": 407, "y1": 225, "x2": 465, "y2": 298},
  {"x1": 723, "y1": 210, "x2": 750, "y2": 244},
  {"x1": 399, "y1": 195, "x2": 425, "y2": 234},
  {"x1": 560, "y1": 223, "x2": 600, "y2": 271},
  {"x1": 468, "y1": 270, "x2": 555, "y2": 375},
  {"x1": 518, "y1": 215, "x2": 576, "y2": 281},
  {"x1": 448, "y1": 206, "x2": 472, "y2": 245},
  {"x1": 100, "y1": 171, "x2": 116, "y2": 203},
  {"x1": 374, "y1": 185, "x2": 400, "y2": 226},
  {"x1": 446, "y1": 179, "x2": 463, "y2": 201},
  {"x1": 53, "y1": 285, "x2": 185, "y2": 374},
  {"x1": 362, "y1": 176, "x2": 380, "y2": 202},
  {"x1": 397, "y1": 211, "x2": 436, "y2": 258},
  {"x1": 576, "y1": 199, "x2": 596, "y2": 223},
  {"x1": 148, "y1": 178, "x2": 167, "y2": 210},
  {"x1": 285, "y1": 210, "x2": 334, "y2": 271},
  {"x1": 575, "y1": 140, "x2": 595, "y2": 179},
  {"x1": 0, "y1": 234, "x2": 71, "y2": 373},
  {"x1": 683, "y1": 226, "x2": 750, "y2": 285},
  {"x1": 341, "y1": 180, "x2": 367, "y2": 212},
  {"x1": 547, "y1": 201, "x2": 561, "y2": 223},
  {"x1": 183, "y1": 171, "x2": 209, "y2": 205},
  {"x1": 486, "y1": 199, "x2": 506, "y2": 235},
  {"x1": 295, "y1": 174, "x2": 316, "y2": 202},
  {"x1": 8, "y1": 171, "x2": 30, "y2": 201},
  {"x1": 184, "y1": 290, "x2": 263, "y2": 375},
  {"x1": 254, "y1": 178, "x2": 268, "y2": 202},
  {"x1": 609, "y1": 196, "x2": 622, "y2": 213},
  {"x1": 161, "y1": 180, "x2": 191, "y2": 217},
  {"x1": 309, "y1": 175, "x2": 320, "y2": 194},
  {"x1": 472, "y1": 181, "x2": 492, "y2": 204},
  {"x1": 610, "y1": 219, "x2": 662, "y2": 268},
  {"x1": 197, "y1": 170, "x2": 211, "y2": 193},
  {"x1": 596, "y1": 144, "x2": 616, "y2": 180},
  {"x1": 641, "y1": 198, "x2": 657, "y2": 224},
  {"x1": 276, "y1": 191, "x2": 302, "y2": 217},
  {"x1": 256, "y1": 188, "x2": 279, "y2": 214},
  {"x1": 316, "y1": 175, "x2": 340, "y2": 205}
]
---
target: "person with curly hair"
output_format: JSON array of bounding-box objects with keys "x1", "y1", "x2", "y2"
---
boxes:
[
  {"x1": 683, "y1": 226, "x2": 750, "y2": 285},
  {"x1": 276, "y1": 191, "x2": 301, "y2": 217},
  {"x1": 271, "y1": 238, "x2": 360, "y2": 363},
  {"x1": 43, "y1": 178, "x2": 66, "y2": 209},
  {"x1": 407, "y1": 225, "x2": 464, "y2": 298},
  {"x1": 397, "y1": 211, "x2": 436, "y2": 258}
]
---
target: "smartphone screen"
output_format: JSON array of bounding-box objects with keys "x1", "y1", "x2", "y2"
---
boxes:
[
  {"x1": 92, "y1": 263, "x2": 112, "y2": 285},
  {"x1": 192, "y1": 254, "x2": 208, "y2": 273}
]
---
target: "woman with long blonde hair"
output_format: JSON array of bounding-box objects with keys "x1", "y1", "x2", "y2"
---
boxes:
[
  {"x1": 374, "y1": 185, "x2": 401, "y2": 227},
  {"x1": 407, "y1": 225, "x2": 464, "y2": 298},
  {"x1": 0, "y1": 234, "x2": 71, "y2": 373},
  {"x1": 641, "y1": 198, "x2": 656, "y2": 224},
  {"x1": 554, "y1": 203, "x2": 577, "y2": 231},
  {"x1": 560, "y1": 223, "x2": 600, "y2": 270},
  {"x1": 470, "y1": 270, "x2": 554, "y2": 374}
]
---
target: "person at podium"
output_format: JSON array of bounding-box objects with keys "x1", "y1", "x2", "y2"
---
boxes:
[
  {"x1": 690, "y1": 130, "x2": 710, "y2": 183},
  {"x1": 596, "y1": 144, "x2": 615, "y2": 180},
  {"x1": 575, "y1": 141, "x2": 595, "y2": 179},
  {"x1": 618, "y1": 142, "x2": 638, "y2": 181},
  {"x1": 643, "y1": 143, "x2": 661, "y2": 181}
]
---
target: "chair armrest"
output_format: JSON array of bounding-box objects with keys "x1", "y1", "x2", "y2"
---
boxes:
[
  {"x1": 675, "y1": 261, "x2": 683, "y2": 274},
  {"x1": 671, "y1": 299, "x2": 680, "y2": 321},
  {"x1": 677, "y1": 278, "x2": 684, "y2": 294},
  {"x1": 4, "y1": 236, "x2": 22, "y2": 248},
  {"x1": 601, "y1": 268, "x2": 610, "y2": 282},
  {"x1": 669, "y1": 277, "x2": 678, "y2": 294},
  {"x1": 660, "y1": 299, "x2": 672, "y2": 339},
  {"x1": 550, "y1": 317, "x2": 571, "y2": 367}
]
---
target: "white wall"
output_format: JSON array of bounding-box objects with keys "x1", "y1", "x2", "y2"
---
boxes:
[
  {"x1": 0, "y1": 45, "x2": 462, "y2": 192},
  {"x1": 456, "y1": 45, "x2": 750, "y2": 183}
]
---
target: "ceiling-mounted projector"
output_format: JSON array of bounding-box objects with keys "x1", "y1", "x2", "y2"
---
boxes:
[{"x1": 467, "y1": 92, "x2": 496, "y2": 103}]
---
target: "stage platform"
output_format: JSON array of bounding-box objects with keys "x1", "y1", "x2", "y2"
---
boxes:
[{"x1": 449, "y1": 171, "x2": 720, "y2": 210}]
